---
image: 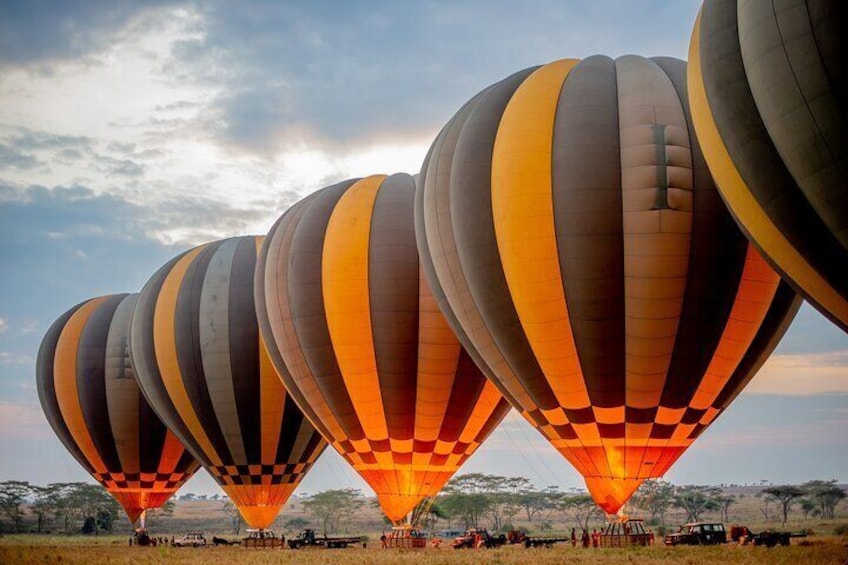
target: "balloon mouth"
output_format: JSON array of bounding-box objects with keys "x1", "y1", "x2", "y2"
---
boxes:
[{"x1": 584, "y1": 477, "x2": 644, "y2": 515}]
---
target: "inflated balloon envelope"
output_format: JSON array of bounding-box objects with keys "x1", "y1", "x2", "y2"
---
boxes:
[
  {"x1": 37, "y1": 294, "x2": 199, "y2": 526},
  {"x1": 130, "y1": 236, "x2": 327, "y2": 529},
  {"x1": 416, "y1": 54, "x2": 802, "y2": 514},
  {"x1": 255, "y1": 173, "x2": 511, "y2": 523},
  {"x1": 688, "y1": 0, "x2": 848, "y2": 333}
]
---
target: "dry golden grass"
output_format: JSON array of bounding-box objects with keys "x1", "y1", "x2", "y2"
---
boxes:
[{"x1": 1, "y1": 535, "x2": 846, "y2": 565}]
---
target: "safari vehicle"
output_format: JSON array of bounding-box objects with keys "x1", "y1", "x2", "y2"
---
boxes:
[
  {"x1": 173, "y1": 532, "x2": 207, "y2": 547},
  {"x1": 287, "y1": 528, "x2": 363, "y2": 549},
  {"x1": 664, "y1": 522, "x2": 727, "y2": 546},
  {"x1": 451, "y1": 528, "x2": 507, "y2": 549},
  {"x1": 241, "y1": 529, "x2": 285, "y2": 548}
]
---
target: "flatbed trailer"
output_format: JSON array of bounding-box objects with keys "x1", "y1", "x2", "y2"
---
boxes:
[
  {"x1": 523, "y1": 535, "x2": 572, "y2": 548},
  {"x1": 287, "y1": 528, "x2": 363, "y2": 549},
  {"x1": 730, "y1": 525, "x2": 808, "y2": 547}
]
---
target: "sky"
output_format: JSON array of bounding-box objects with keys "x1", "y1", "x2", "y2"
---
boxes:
[{"x1": 0, "y1": 0, "x2": 845, "y2": 500}]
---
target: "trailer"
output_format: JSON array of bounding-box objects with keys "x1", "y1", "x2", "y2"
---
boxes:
[
  {"x1": 729, "y1": 525, "x2": 808, "y2": 547},
  {"x1": 287, "y1": 528, "x2": 364, "y2": 549}
]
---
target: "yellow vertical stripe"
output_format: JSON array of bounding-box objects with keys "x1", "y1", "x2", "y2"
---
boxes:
[
  {"x1": 688, "y1": 9, "x2": 848, "y2": 327},
  {"x1": 322, "y1": 175, "x2": 390, "y2": 441},
  {"x1": 259, "y1": 335, "x2": 285, "y2": 465},
  {"x1": 54, "y1": 297, "x2": 110, "y2": 474},
  {"x1": 491, "y1": 59, "x2": 591, "y2": 411},
  {"x1": 153, "y1": 245, "x2": 223, "y2": 466}
]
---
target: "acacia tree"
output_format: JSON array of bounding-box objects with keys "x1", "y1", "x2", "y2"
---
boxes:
[
  {"x1": 221, "y1": 500, "x2": 244, "y2": 534},
  {"x1": 144, "y1": 499, "x2": 176, "y2": 529},
  {"x1": 755, "y1": 491, "x2": 773, "y2": 522},
  {"x1": 802, "y1": 480, "x2": 846, "y2": 520},
  {"x1": 302, "y1": 489, "x2": 363, "y2": 535},
  {"x1": 516, "y1": 486, "x2": 560, "y2": 527},
  {"x1": 799, "y1": 498, "x2": 817, "y2": 520},
  {"x1": 761, "y1": 485, "x2": 805, "y2": 525},
  {"x1": 46, "y1": 483, "x2": 82, "y2": 533},
  {"x1": 672, "y1": 485, "x2": 721, "y2": 523},
  {"x1": 0, "y1": 480, "x2": 31, "y2": 533},
  {"x1": 632, "y1": 480, "x2": 674, "y2": 525},
  {"x1": 439, "y1": 491, "x2": 491, "y2": 530},
  {"x1": 559, "y1": 494, "x2": 600, "y2": 532},
  {"x1": 68, "y1": 484, "x2": 119, "y2": 535},
  {"x1": 714, "y1": 493, "x2": 739, "y2": 523}
]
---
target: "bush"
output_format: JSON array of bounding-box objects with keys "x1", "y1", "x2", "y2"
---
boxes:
[{"x1": 833, "y1": 523, "x2": 848, "y2": 536}]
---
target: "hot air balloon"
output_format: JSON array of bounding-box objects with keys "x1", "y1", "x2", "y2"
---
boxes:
[
  {"x1": 36, "y1": 293, "x2": 199, "y2": 526},
  {"x1": 130, "y1": 236, "x2": 326, "y2": 530},
  {"x1": 416, "y1": 55, "x2": 801, "y2": 514},
  {"x1": 688, "y1": 0, "x2": 848, "y2": 332},
  {"x1": 255, "y1": 173, "x2": 511, "y2": 523}
]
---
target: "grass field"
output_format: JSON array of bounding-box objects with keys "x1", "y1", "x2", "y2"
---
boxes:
[{"x1": 1, "y1": 534, "x2": 846, "y2": 565}]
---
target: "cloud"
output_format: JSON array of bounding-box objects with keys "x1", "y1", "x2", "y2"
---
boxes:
[
  {"x1": 0, "y1": 1, "x2": 175, "y2": 67},
  {"x1": 0, "y1": 318, "x2": 6, "y2": 333},
  {"x1": 0, "y1": 352, "x2": 34, "y2": 365},
  {"x1": 0, "y1": 402, "x2": 52, "y2": 440},
  {"x1": 748, "y1": 350, "x2": 848, "y2": 395},
  {"x1": 0, "y1": 142, "x2": 42, "y2": 170},
  {"x1": 166, "y1": 0, "x2": 702, "y2": 151}
]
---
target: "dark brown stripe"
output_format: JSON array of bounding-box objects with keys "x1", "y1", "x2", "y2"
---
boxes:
[
  {"x1": 131, "y1": 251, "x2": 206, "y2": 461},
  {"x1": 173, "y1": 241, "x2": 232, "y2": 465},
  {"x1": 287, "y1": 179, "x2": 367, "y2": 442},
  {"x1": 713, "y1": 279, "x2": 801, "y2": 409},
  {"x1": 259, "y1": 194, "x2": 333, "y2": 441},
  {"x1": 449, "y1": 66, "x2": 561, "y2": 411},
  {"x1": 276, "y1": 392, "x2": 307, "y2": 462},
  {"x1": 228, "y1": 237, "x2": 262, "y2": 464},
  {"x1": 369, "y1": 173, "x2": 419, "y2": 441},
  {"x1": 437, "y1": 349, "x2": 487, "y2": 443},
  {"x1": 652, "y1": 55, "x2": 750, "y2": 410},
  {"x1": 552, "y1": 54, "x2": 625, "y2": 409},
  {"x1": 113, "y1": 293, "x2": 169, "y2": 473},
  {"x1": 737, "y1": 0, "x2": 848, "y2": 247},
  {"x1": 415, "y1": 90, "x2": 509, "y2": 399},
  {"x1": 699, "y1": 0, "x2": 848, "y2": 303},
  {"x1": 76, "y1": 294, "x2": 125, "y2": 473}
]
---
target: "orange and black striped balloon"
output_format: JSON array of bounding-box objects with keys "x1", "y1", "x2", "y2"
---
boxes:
[
  {"x1": 688, "y1": 0, "x2": 848, "y2": 332},
  {"x1": 416, "y1": 55, "x2": 801, "y2": 514},
  {"x1": 130, "y1": 236, "x2": 326, "y2": 529},
  {"x1": 36, "y1": 294, "x2": 199, "y2": 525},
  {"x1": 256, "y1": 173, "x2": 511, "y2": 522}
]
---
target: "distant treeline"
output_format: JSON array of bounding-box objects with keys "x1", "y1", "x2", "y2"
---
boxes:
[{"x1": 1, "y1": 475, "x2": 845, "y2": 535}]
